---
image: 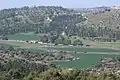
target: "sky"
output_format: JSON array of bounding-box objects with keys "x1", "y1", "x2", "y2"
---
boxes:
[{"x1": 0, "y1": 0, "x2": 120, "y2": 9}]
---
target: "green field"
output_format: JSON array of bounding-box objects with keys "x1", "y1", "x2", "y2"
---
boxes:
[
  {"x1": 47, "y1": 46, "x2": 120, "y2": 68},
  {"x1": 7, "y1": 32, "x2": 42, "y2": 40},
  {"x1": 0, "y1": 43, "x2": 19, "y2": 48},
  {"x1": 53, "y1": 54, "x2": 118, "y2": 69},
  {"x1": 48, "y1": 47, "x2": 120, "y2": 52}
]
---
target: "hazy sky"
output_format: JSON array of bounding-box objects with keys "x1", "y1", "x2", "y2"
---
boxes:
[{"x1": 1, "y1": 0, "x2": 120, "y2": 9}]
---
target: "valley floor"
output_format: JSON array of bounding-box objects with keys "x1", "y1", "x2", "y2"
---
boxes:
[{"x1": 0, "y1": 39, "x2": 120, "y2": 68}]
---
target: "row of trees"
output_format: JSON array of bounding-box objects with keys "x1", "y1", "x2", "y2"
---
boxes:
[
  {"x1": 55, "y1": 36, "x2": 83, "y2": 46},
  {"x1": 40, "y1": 35, "x2": 83, "y2": 46}
]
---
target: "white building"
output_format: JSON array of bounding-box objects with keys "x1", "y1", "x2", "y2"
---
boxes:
[{"x1": 62, "y1": 32, "x2": 66, "y2": 36}]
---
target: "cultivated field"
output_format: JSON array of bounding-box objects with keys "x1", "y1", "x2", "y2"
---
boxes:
[{"x1": 53, "y1": 54, "x2": 118, "y2": 68}]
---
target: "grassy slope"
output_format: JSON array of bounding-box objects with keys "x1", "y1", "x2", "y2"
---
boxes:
[
  {"x1": 7, "y1": 32, "x2": 45, "y2": 40},
  {"x1": 85, "y1": 9, "x2": 120, "y2": 28}
]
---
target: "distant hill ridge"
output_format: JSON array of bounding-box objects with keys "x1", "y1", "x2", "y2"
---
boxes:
[
  {"x1": 111, "y1": 5, "x2": 120, "y2": 9},
  {"x1": 73, "y1": 6, "x2": 111, "y2": 13}
]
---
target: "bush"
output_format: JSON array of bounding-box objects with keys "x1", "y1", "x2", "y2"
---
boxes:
[{"x1": 72, "y1": 39, "x2": 83, "y2": 46}]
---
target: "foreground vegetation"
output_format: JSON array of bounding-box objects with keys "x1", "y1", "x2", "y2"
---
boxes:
[
  {"x1": 0, "y1": 47, "x2": 120, "y2": 80},
  {"x1": 25, "y1": 68, "x2": 120, "y2": 80}
]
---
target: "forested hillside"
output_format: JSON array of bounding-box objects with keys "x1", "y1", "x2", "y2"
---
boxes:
[
  {"x1": 1, "y1": 6, "x2": 120, "y2": 40},
  {"x1": 0, "y1": 6, "x2": 86, "y2": 35}
]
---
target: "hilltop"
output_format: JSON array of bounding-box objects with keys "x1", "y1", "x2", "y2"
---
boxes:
[
  {"x1": 73, "y1": 6, "x2": 111, "y2": 13},
  {"x1": 0, "y1": 6, "x2": 86, "y2": 35}
]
